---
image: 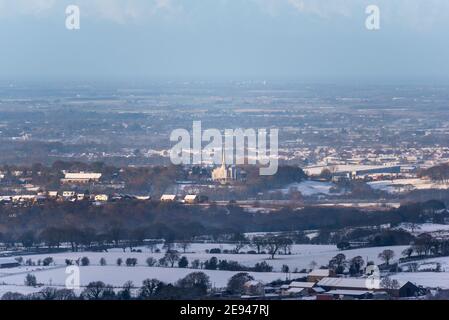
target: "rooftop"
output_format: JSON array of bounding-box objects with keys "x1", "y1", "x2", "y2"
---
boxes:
[
  {"x1": 317, "y1": 277, "x2": 382, "y2": 290},
  {"x1": 289, "y1": 281, "x2": 316, "y2": 289},
  {"x1": 64, "y1": 173, "x2": 102, "y2": 180},
  {"x1": 308, "y1": 269, "x2": 331, "y2": 277}
]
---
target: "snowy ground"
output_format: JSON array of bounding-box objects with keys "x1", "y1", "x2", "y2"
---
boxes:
[
  {"x1": 401, "y1": 256, "x2": 449, "y2": 272},
  {"x1": 395, "y1": 223, "x2": 449, "y2": 235},
  {"x1": 0, "y1": 266, "x2": 55, "y2": 276},
  {"x1": 280, "y1": 181, "x2": 339, "y2": 196},
  {"x1": 304, "y1": 165, "x2": 391, "y2": 176},
  {"x1": 0, "y1": 285, "x2": 43, "y2": 297},
  {"x1": 0, "y1": 244, "x2": 411, "y2": 296},
  {"x1": 9, "y1": 244, "x2": 409, "y2": 272},
  {"x1": 368, "y1": 178, "x2": 449, "y2": 194},
  {"x1": 394, "y1": 255, "x2": 449, "y2": 289},
  {"x1": 392, "y1": 272, "x2": 449, "y2": 289},
  {"x1": 0, "y1": 266, "x2": 292, "y2": 295}
]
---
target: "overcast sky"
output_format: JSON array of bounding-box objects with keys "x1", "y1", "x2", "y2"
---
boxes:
[{"x1": 0, "y1": 0, "x2": 448, "y2": 82}]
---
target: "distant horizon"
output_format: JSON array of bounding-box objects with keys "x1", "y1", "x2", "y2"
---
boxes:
[{"x1": 2, "y1": 75, "x2": 449, "y2": 87}]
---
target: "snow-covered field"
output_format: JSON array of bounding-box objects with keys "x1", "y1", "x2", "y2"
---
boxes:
[
  {"x1": 304, "y1": 165, "x2": 390, "y2": 176},
  {"x1": 392, "y1": 272, "x2": 449, "y2": 289},
  {"x1": 0, "y1": 285, "x2": 43, "y2": 297},
  {"x1": 8, "y1": 244, "x2": 409, "y2": 272},
  {"x1": 0, "y1": 266, "x2": 291, "y2": 295},
  {"x1": 0, "y1": 266, "x2": 55, "y2": 276},
  {"x1": 395, "y1": 223, "x2": 449, "y2": 235},
  {"x1": 280, "y1": 181, "x2": 338, "y2": 196},
  {"x1": 401, "y1": 256, "x2": 449, "y2": 272},
  {"x1": 368, "y1": 178, "x2": 449, "y2": 194},
  {"x1": 0, "y1": 244, "x2": 410, "y2": 296}
]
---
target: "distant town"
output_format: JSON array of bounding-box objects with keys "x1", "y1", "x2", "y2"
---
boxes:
[{"x1": 1, "y1": 82, "x2": 449, "y2": 301}]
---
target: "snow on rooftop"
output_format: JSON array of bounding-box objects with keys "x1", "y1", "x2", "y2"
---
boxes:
[
  {"x1": 289, "y1": 281, "x2": 315, "y2": 288},
  {"x1": 161, "y1": 195, "x2": 177, "y2": 201},
  {"x1": 317, "y1": 277, "x2": 380, "y2": 289},
  {"x1": 64, "y1": 172, "x2": 102, "y2": 180},
  {"x1": 308, "y1": 269, "x2": 331, "y2": 277},
  {"x1": 245, "y1": 280, "x2": 263, "y2": 286},
  {"x1": 286, "y1": 287, "x2": 308, "y2": 294}
]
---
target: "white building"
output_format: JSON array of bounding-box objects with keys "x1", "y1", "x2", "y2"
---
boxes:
[
  {"x1": 317, "y1": 277, "x2": 381, "y2": 290},
  {"x1": 184, "y1": 195, "x2": 199, "y2": 204},
  {"x1": 135, "y1": 196, "x2": 151, "y2": 201},
  {"x1": 48, "y1": 191, "x2": 58, "y2": 198},
  {"x1": 77, "y1": 193, "x2": 88, "y2": 201},
  {"x1": 61, "y1": 172, "x2": 102, "y2": 184},
  {"x1": 94, "y1": 194, "x2": 109, "y2": 202},
  {"x1": 161, "y1": 195, "x2": 178, "y2": 202},
  {"x1": 62, "y1": 191, "x2": 76, "y2": 198},
  {"x1": 212, "y1": 151, "x2": 238, "y2": 184}
]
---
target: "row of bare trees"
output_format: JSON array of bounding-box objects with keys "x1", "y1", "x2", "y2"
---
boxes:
[{"x1": 402, "y1": 234, "x2": 449, "y2": 259}]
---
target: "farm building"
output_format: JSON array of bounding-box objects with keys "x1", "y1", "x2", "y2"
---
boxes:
[
  {"x1": 307, "y1": 269, "x2": 335, "y2": 282},
  {"x1": 61, "y1": 172, "x2": 102, "y2": 184},
  {"x1": 317, "y1": 277, "x2": 421, "y2": 298}
]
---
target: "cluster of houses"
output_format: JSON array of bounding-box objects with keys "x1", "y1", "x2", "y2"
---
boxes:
[
  {"x1": 0, "y1": 191, "x2": 209, "y2": 206},
  {"x1": 0, "y1": 191, "x2": 150, "y2": 205},
  {"x1": 241, "y1": 269, "x2": 424, "y2": 300}
]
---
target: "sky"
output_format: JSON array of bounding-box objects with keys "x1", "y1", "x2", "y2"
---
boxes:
[{"x1": 0, "y1": 0, "x2": 448, "y2": 82}]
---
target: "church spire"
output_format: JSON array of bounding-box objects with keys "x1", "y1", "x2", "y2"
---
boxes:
[{"x1": 221, "y1": 146, "x2": 226, "y2": 168}]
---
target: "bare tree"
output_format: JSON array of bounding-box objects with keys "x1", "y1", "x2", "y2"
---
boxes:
[
  {"x1": 162, "y1": 241, "x2": 175, "y2": 253},
  {"x1": 378, "y1": 249, "x2": 395, "y2": 266},
  {"x1": 309, "y1": 260, "x2": 318, "y2": 270},
  {"x1": 147, "y1": 242, "x2": 159, "y2": 253},
  {"x1": 164, "y1": 251, "x2": 180, "y2": 267},
  {"x1": 231, "y1": 233, "x2": 248, "y2": 254},
  {"x1": 177, "y1": 241, "x2": 191, "y2": 253},
  {"x1": 263, "y1": 236, "x2": 291, "y2": 259},
  {"x1": 402, "y1": 247, "x2": 414, "y2": 259},
  {"x1": 251, "y1": 237, "x2": 265, "y2": 254}
]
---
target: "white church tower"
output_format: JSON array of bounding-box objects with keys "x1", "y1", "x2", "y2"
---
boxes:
[{"x1": 211, "y1": 148, "x2": 237, "y2": 184}]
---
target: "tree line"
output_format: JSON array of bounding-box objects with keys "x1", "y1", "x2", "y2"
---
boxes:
[{"x1": 0, "y1": 199, "x2": 446, "y2": 249}]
